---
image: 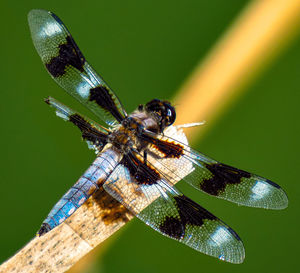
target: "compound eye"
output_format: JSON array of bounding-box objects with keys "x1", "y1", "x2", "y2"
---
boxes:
[{"x1": 164, "y1": 103, "x2": 176, "y2": 126}]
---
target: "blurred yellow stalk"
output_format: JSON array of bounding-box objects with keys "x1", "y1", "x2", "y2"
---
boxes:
[
  {"x1": 1, "y1": 1, "x2": 300, "y2": 273},
  {"x1": 174, "y1": 0, "x2": 300, "y2": 142}
]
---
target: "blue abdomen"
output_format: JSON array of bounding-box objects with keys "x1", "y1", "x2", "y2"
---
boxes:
[{"x1": 38, "y1": 148, "x2": 121, "y2": 235}]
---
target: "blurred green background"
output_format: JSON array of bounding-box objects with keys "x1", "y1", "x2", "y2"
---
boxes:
[{"x1": 1, "y1": 0, "x2": 299, "y2": 272}]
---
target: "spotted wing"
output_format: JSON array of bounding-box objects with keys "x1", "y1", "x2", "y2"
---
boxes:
[
  {"x1": 141, "y1": 129, "x2": 288, "y2": 210},
  {"x1": 45, "y1": 96, "x2": 109, "y2": 152},
  {"x1": 103, "y1": 151, "x2": 245, "y2": 264},
  {"x1": 28, "y1": 9, "x2": 127, "y2": 125}
]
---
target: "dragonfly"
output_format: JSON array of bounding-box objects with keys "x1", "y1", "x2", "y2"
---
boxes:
[{"x1": 28, "y1": 9, "x2": 288, "y2": 264}]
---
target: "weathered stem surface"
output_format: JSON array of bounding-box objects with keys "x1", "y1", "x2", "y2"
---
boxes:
[{"x1": 0, "y1": 187, "x2": 134, "y2": 273}]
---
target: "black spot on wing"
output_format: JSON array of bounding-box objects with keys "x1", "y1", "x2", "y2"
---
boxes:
[
  {"x1": 159, "y1": 217, "x2": 184, "y2": 239},
  {"x1": 121, "y1": 152, "x2": 161, "y2": 185},
  {"x1": 200, "y1": 163, "x2": 251, "y2": 196},
  {"x1": 153, "y1": 141, "x2": 183, "y2": 158},
  {"x1": 89, "y1": 86, "x2": 124, "y2": 123},
  {"x1": 175, "y1": 195, "x2": 217, "y2": 227},
  {"x1": 46, "y1": 35, "x2": 85, "y2": 77},
  {"x1": 141, "y1": 134, "x2": 184, "y2": 158},
  {"x1": 69, "y1": 113, "x2": 108, "y2": 146},
  {"x1": 159, "y1": 195, "x2": 218, "y2": 240}
]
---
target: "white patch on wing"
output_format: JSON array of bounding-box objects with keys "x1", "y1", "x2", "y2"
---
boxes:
[
  {"x1": 77, "y1": 82, "x2": 91, "y2": 98},
  {"x1": 210, "y1": 226, "x2": 231, "y2": 246},
  {"x1": 40, "y1": 22, "x2": 61, "y2": 37},
  {"x1": 55, "y1": 110, "x2": 69, "y2": 121},
  {"x1": 251, "y1": 181, "x2": 270, "y2": 200}
]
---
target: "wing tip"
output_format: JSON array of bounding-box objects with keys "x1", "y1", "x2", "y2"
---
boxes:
[
  {"x1": 28, "y1": 9, "x2": 49, "y2": 21},
  {"x1": 266, "y1": 179, "x2": 289, "y2": 210},
  {"x1": 44, "y1": 96, "x2": 51, "y2": 105},
  {"x1": 251, "y1": 179, "x2": 289, "y2": 210},
  {"x1": 199, "y1": 231, "x2": 245, "y2": 264},
  {"x1": 221, "y1": 242, "x2": 245, "y2": 264},
  {"x1": 28, "y1": 9, "x2": 53, "y2": 40},
  {"x1": 272, "y1": 189, "x2": 289, "y2": 210},
  {"x1": 212, "y1": 226, "x2": 245, "y2": 264}
]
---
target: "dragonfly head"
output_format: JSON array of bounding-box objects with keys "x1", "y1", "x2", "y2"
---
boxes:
[{"x1": 144, "y1": 99, "x2": 176, "y2": 131}]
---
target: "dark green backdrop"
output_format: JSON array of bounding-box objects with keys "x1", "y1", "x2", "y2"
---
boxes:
[{"x1": 1, "y1": 1, "x2": 299, "y2": 273}]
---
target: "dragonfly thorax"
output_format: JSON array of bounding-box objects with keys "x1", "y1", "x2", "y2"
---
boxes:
[
  {"x1": 108, "y1": 100, "x2": 176, "y2": 153},
  {"x1": 108, "y1": 109, "x2": 160, "y2": 153}
]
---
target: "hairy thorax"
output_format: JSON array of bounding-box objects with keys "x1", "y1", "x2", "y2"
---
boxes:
[{"x1": 108, "y1": 110, "x2": 160, "y2": 153}]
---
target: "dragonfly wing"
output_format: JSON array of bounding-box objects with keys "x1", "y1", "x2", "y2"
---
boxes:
[
  {"x1": 45, "y1": 96, "x2": 109, "y2": 152},
  {"x1": 103, "y1": 151, "x2": 245, "y2": 263},
  {"x1": 28, "y1": 9, "x2": 127, "y2": 125},
  {"x1": 142, "y1": 128, "x2": 288, "y2": 210}
]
